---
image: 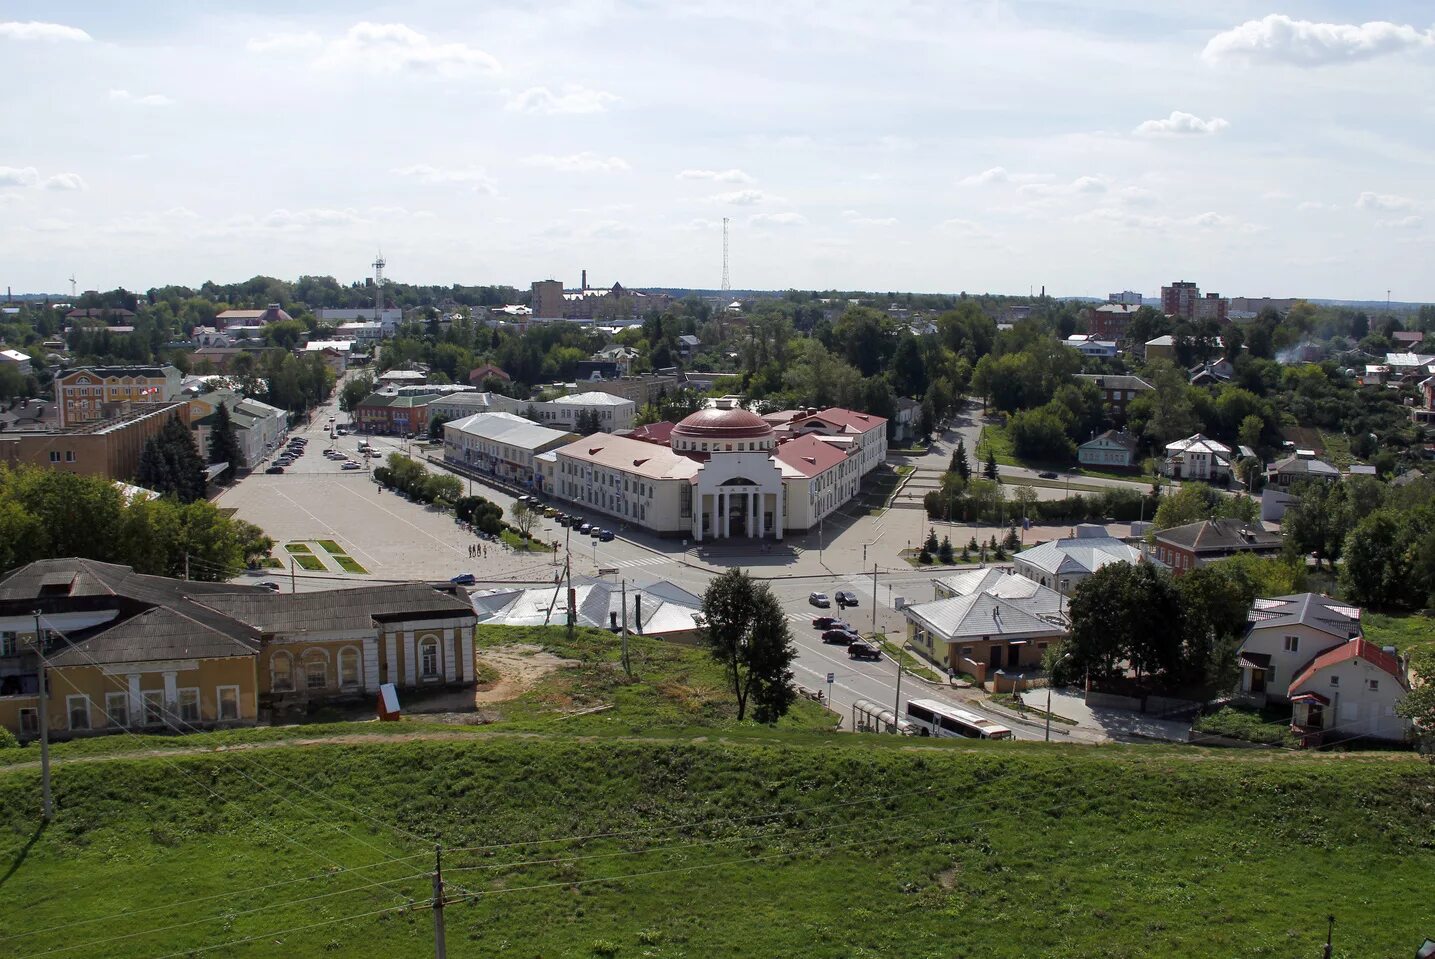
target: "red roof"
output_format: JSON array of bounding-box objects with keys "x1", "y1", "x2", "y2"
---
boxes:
[
  {"x1": 773, "y1": 434, "x2": 849, "y2": 478},
  {"x1": 628, "y1": 421, "x2": 675, "y2": 446},
  {"x1": 805, "y1": 407, "x2": 886, "y2": 435},
  {"x1": 672, "y1": 407, "x2": 774, "y2": 440},
  {"x1": 468, "y1": 364, "x2": 510, "y2": 384},
  {"x1": 1287, "y1": 638, "x2": 1404, "y2": 695}
]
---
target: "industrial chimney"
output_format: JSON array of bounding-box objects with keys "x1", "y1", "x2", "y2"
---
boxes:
[{"x1": 581, "y1": 269, "x2": 587, "y2": 291}]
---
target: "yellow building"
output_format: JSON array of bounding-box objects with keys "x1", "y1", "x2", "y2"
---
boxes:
[
  {"x1": 54, "y1": 365, "x2": 182, "y2": 428},
  {"x1": 0, "y1": 559, "x2": 477, "y2": 741}
]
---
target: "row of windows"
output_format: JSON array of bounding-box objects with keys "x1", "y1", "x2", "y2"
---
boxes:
[
  {"x1": 54, "y1": 686, "x2": 242, "y2": 732},
  {"x1": 271, "y1": 647, "x2": 365, "y2": 691}
]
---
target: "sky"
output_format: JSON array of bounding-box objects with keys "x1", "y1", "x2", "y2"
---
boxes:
[{"x1": 2, "y1": 1, "x2": 1434, "y2": 301}]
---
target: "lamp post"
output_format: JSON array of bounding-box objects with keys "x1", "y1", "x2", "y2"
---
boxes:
[{"x1": 1045, "y1": 652, "x2": 1073, "y2": 742}]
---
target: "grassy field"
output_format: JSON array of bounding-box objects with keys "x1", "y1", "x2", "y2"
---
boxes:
[
  {"x1": 1363, "y1": 611, "x2": 1435, "y2": 658},
  {"x1": 500, "y1": 529, "x2": 554, "y2": 552},
  {"x1": 2, "y1": 737, "x2": 1432, "y2": 958},
  {"x1": 292, "y1": 554, "x2": 326, "y2": 572},
  {"x1": 315, "y1": 539, "x2": 345, "y2": 555},
  {"x1": 980, "y1": 422, "x2": 1152, "y2": 484},
  {"x1": 333, "y1": 555, "x2": 368, "y2": 574},
  {"x1": 283, "y1": 543, "x2": 313, "y2": 554}
]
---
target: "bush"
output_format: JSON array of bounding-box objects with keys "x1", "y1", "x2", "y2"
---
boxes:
[
  {"x1": 1192, "y1": 706, "x2": 1297, "y2": 747},
  {"x1": 0, "y1": 725, "x2": 18, "y2": 750},
  {"x1": 918, "y1": 548, "x2": 932, "y2": 564}
]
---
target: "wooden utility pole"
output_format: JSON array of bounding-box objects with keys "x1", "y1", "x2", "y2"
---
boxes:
[
  {"x1": 620, "y1": 579, "x2": 631, "y2": 677},
  {"x1": 565, "y1": 523, "x2": 575, "y2": 641},
  {"x1": 30, "y1": 611, "x2": 51, "y2": 821},
  {"x1": 431, "y1": 845, "x2": 448, "y2": 959}
]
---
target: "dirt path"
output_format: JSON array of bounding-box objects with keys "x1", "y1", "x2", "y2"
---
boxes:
[{"x1": 472, "y1": 643, "x2": 579, "y2": 704}]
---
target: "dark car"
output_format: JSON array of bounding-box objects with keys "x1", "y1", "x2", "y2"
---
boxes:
[
  {"x1": 847, "y1": 640, "x2": 882, "y2": 661},
  {"x1": 450, "y1": 573, "x2": 476, "y2": 586},
  {"x1": 822, "y1": 628, "x2": 860, "y2": 645},
  {"x1": 599, "y1": 529, "x2": 615, "y2": 541},
  {"x1": 812, "y1": 615, "x2": 839, "y2": 630},
  {"x1": 579, "y1": 523, "x2": 593, "y2": 534},
  {"x1": 1037, "y1": 471, "x2": 1058, "y2": 480},
  {"x1": 556, "y1": 515, "x2": 572, "y2": 527},
  {"x1": 835, "y1": 590, "x2": 859, "y2": 608},
  {"x1": 257, "y1": 581, "x2": 282, "y2": 592},
  {"x1": 265, "y1": 466, "x2": 285, "y2": 474}
]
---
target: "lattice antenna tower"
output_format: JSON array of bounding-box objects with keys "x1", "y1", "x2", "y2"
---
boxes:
[
  {"x1": 68, "y1": 274, "x2": 77, "y2": 298},
  {"x1": 721, "y1": 217, "x2": 730, "y2": 293},
  {"x1": 372, "y1": 253, "x2": 386, "y2": 314}
]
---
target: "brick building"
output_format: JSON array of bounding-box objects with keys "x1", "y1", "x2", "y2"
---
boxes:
[
  {"x1": 54, "y1": 365, "x2": 182, "y2": 428},
  {"x1": 0, "y1": 402, "x2": 192, "y2": 482}
]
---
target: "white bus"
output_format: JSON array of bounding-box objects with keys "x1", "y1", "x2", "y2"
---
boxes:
[{"x1": 905, "y1": 699, "x2": 1014, "y2": 740}]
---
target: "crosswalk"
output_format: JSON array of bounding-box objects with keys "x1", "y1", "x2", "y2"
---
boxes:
[{"x1": 608, "y1": 555, "x2": 672, "y2": 570}]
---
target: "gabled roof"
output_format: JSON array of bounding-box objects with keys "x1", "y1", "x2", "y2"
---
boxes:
[
  {"x1": 1268, "y1": 455, "x2": 1339, "y2": 478},
  {"x1": 1015, "y1": 537, "x2": 1141, "y2": 577},
  {"x1": 772, "y1": 433, "x2": 851, "y2": 478},
  {"x1": 1288, "y1": 638, "x2": 1406, "y2": 695},
  {"x1": 446, "y1": 412, "x2": 575, "y2": 451},
  {"x1": 1074, "y1": 374, "x2": 1152, "y2": 392},
  {"x1": 1079, "y1": 429, "x2": 1139, "y2": 453},
  {"x1": 197, "y1": 583, "x2": 474, "y2": 635},
  {"x1": 46, "y1": 605, "x2": 258, "y2": 666},
  {"x1": 803, "y1": 407, "x2": 886, "y2": 435},
  {"x1": 1164, "y1": 433, "x2": 1232, "y2": 456},
  {"x1": 1154, "y1": 518, "x2": 1282, "y2": 553},
  {"x1": 935, "y1": 567, "x2": 1066, "y2": 620},
  {"x1": 904, "y1": 591, "x2": 1066, "y2": 641},
  {"x1": 1246, "y1": 593, "x2": 1362, "y2": 642}
]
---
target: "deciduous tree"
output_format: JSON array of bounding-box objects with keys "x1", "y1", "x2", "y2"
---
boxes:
[{"x1": 701, "y1": 569, "x2": 797, "y2": 722}]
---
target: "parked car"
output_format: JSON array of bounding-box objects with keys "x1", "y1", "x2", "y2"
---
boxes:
[
  {"x1": 809, "y1": 592, "x2": 831, "y2": 608},
  {"x1": 450, "y1": 573, "x2": 476, "y2": 586},
  {"x1": 599, "y1": 529, "x2": 614, "y2": 541},
  {"x1": 1037, "y1": 471, "x2": 1058, "y2": 480},
  {"x1": 342, "y1": 462, "x2": 362, "y2": 470},
  {"x1": 543, "y1": 506, "x2": 558, "y2": 517},
  {"x1": 822, "y1": 628, "x2": 860, "y2": 645},
  {"x1": 579, "y1": 523, "x2": 593, "y2": 534},
  {"x1": 835, "y1": 590, "x2": 859, "y2": 608},
  {"x1": 257, "y1": 581, "x2": 282, "y2": 592},
  {"x1": 847, "y1": 640, "x2": 882, "y2": 661},
  {"x1": 590, "y1": 526, "x2": 603, "y2": 538},
  {"x1": 265, "y1": 466, "x2": 285, "y2": 474}
]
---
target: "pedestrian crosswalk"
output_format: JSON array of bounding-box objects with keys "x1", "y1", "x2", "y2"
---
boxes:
[{"x1": 609, "y1": 556, "x2": 672, "y2": 570}]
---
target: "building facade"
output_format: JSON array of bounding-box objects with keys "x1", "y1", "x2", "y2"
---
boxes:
[
  {"x1": 1077, "y1": 430, "x2": 1139, "y2": 468},
  {"x1": 0, "y1": 403, "x2": 191, "y2": 482},
  {"x1": 442, "y1": 412, "x2": 577, "y2": 490},
  {"x1": 1147, "y1": 518, "x2": 1283, "y2": 573},
  {"x1": 54, "y1": 365, "x2": 182, "y2": 428}
]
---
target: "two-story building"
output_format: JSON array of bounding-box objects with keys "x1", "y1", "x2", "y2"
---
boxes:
[
  {"x1": 1147, "y1": 518, "x2": 1282, "y2": 574},
  {"x1": 1160, "y1": 433, "x2": 1233, "y2": 482},
  {"x1": 443, "y1": 412, "x2": 577, "y2": 491},
  {"x1": 1074, "y1": 374, "x2": 1151, "y2": 423},
  {"x1": 1077, "y1": 430, "x2": 1140, "y2": 469},
  {"x1": 54, "y1": 365, "x2": 182, "y2": 428}
]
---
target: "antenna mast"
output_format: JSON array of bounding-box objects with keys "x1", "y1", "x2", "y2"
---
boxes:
[
  {"x1": 721, "y1": 218, "x2": 730, "y2": 294},
  {"x1": 68, "y1": 274, "x2": 77, "y2": 298},
  {"x1": 372, "y1": 253, "x2": 386, "y2": 315}
]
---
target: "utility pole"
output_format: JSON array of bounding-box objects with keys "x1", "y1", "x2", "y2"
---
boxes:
[
  {"x1": 892, "y1": 635, "x2": 904, "y2": 726},
  {"x1": 565, "y1": 523, "x2": 575, "y2": 641},
  {"x1": 870, "y1": 563, "x2": 878, "y2": 639},
  {"x1": 183, "y1": 551, "x2": 190, "y2": 582},
  {"x1": 1322, "y1": 915, "x2": 1334, "y2": 959},
  {"x1": 431, "y1": 845, "x2": 448, "y2": 959},
  {"x1": 620, "y1": 579, "x2": 631, "y2": 677},
  {"x1": 30, "y1": 611, "x2": 51, "y2": 821},
  {"x1": 290, "y1": 556, "x2": 297, "y2": 593}
]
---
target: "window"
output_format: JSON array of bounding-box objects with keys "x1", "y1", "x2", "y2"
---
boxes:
[
  {"x1": 105, "y1": 692, "x2": 129, "y2": 728},
  {"x1": 19, "y1": 708, "x2": 38, "y2": 736},
  {"x1": 420, "y1": 637, "x2": 440, "y2": 678},
  {"x1": 1283, "y1": 636, "x2": 1299, "y2": 652},
  {"x1": 1367, "y1": 679, "x2": 1379, "y2": 691},
  {"x1": 1329, "y1": 675, "x2": 1340, "y2": 687},
  {"x1": 0, "y1": 631, "x2": 15, "y2": 657},
  {"x1": 178, "y1": 688, "x2": 200, "y2": 723},
  {"x1": 271, "y1": 651, "x2": 293, "y2": 691},
  {"x1": 143, "y1": 691, "x2": 164, "y2": 725},
  {"x1": 217, "y1": 685, "x2": 240, "y2": 721},
  {"x1": 303, "y1": 651, "x2": 328, "y2": 689},
  {"x1": 67, "y1": 695, "x2": 90, "y2": 731},
  {"x1": 65, "y1": 451, "x2": 75, "y2": 463},
  {"x1": 49, "y1": 451, "x2": 60, "y2": 463},
  {"x1": 339, "y1": 648, "x2": 361, "y2": 688}
]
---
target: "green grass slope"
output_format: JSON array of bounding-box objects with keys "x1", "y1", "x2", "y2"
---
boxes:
[{"x1": 2, "y1": 738, "x2": 1432, "y2": 959}]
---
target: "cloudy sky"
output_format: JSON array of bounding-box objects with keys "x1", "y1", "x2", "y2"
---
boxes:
[{"x1": 2, "y1": 2, "x2": 1433, "y2": 300}]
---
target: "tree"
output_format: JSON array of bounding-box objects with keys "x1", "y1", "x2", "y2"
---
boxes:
[
  {"x1": 138, "y1": 416, "x2": 207, "y2": 503},
  {"x1": 429, "y1": 413, "x2": 452, "y2": 440},
  {"x1": 1067, "y1": 561, "x2": 1183, "y2": 683},
  {"x1": 510, "y1": 500, "x2": 540, "y2": 539},
  {"x1": 339, "y1": 371, "x2": 375, "y2": 413},
  {"x1": 1008, "y1": 407, "x2": 1076, "y2": 462},
  {"x1": 701, "y1": 569, "x2": 796, "y2": 722},
  {"x1": 951, "y1": 438, "x2": 971, "y2": 483},
  {"x1": 206, "y1": 401, "x2": 242, "y2": 483},
  {"x1": 924, "y1": 528, "x2": 939, "y2": 553},
  {"x1": 1396, "y1": 648, "x2": 1435, "y2": 733},
  {"x1": 1174, "y1": 565, "x2": 1252, "y2": 686},
  {"x1": 984, "y1": 449, "x2": 998, "y2": 481},
  {"x1": 938, "y1": 535, "x2": 954, "y2": 564},
  {"x1": 1151, "y1": 483, "x2": 1220, "y2": 530}
]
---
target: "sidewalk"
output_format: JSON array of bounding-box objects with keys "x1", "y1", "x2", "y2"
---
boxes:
[{"x1": 1021, "y1": 688, "x2": 1191, "y2": 743}]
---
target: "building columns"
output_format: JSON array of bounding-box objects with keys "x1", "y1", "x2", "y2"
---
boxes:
[
  {"x1": 443, "y1": 628, "x2": 457, "y2": 683},
  {"x1": 127, "y1": 673, "x2": 142, "y2": 719},
  {"x1": 403, "y1": 632, "x2": 417, "y2": 686},
  {"x1": 750, "y1": 490, "x2": 760, "y2": 539},
  {"x1": 459, "y1": 628, "x2": 474, "y2": 684},
  {"x1": 719, "y1": 493, "x2": 729, "y2": 539}
]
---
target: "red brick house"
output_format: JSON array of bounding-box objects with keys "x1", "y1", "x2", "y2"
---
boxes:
[
  {"x1": 355, "y1": 393, "x2": 433, "y2": 435},
  {"x1": 1147, "y1": 518, "x2": 1282, "y2": 574}
]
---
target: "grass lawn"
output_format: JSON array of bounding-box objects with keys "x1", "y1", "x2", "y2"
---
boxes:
[
  {"x1": 981, "y1": 422, "x2": 1151, "y2": 485},
  {"x1": 1192, "y1": 705, "x2": 1297, "y2": 747},
  {"x1": 873, "y1": 633, "x2": 945, "y2": 683},
  {"x1": 315, "y1": 539, "x2": 345, "y2": 555},
  {"x1": 333, "y1": 555, "x2": 368, "y2": 574},
  {"x1": 500, "y1": 529, "x2": 554, "y2": 552},
  {"x1": 292, "y1": 554, "x2": 326, "y2": 572},
  {"x1": 283, "y1": 542, "x2": 313, "y2": 554},
  {"x1": 1362, "y1": 612, "x2": 1435, "y2": 658},
  {"x1": 2, "y1": 735, "x2": 1431, "y2": 958}
]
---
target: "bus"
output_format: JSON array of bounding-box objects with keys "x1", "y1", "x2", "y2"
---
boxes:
[{"x1": 905, "y1": 699, "x2": 1014, "y2": 740}]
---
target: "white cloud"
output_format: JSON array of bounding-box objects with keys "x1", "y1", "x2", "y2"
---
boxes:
[
  {"x1": 1020, "y1": 176, "x2": 1108, "y2": 198},
  {"x1": 42, "y1": 173, "x2": 86, "y2": 191},
  {"x1": 1133, "y1": 111, "x2": 1228, "y2": 137},
  {"x1": 0, "y1": 21, "x2": 91, "y2": 42},
  {"x1": 1202, "y1": 15, "x2": 1435, "y2": 67},
  {"x1": 249, "y1": 22, "x2": 499, "y2": 78},
  {"x1": 749, "y1": 212, "x2": 806, "y2": 227},
  {"x1": 1113, "y1": 186, "x2": 1157, "y2": 207},
  {"x1": 504, "y1": 85, "x2": 617, "y2": 115},
  {"x1": 1357, "y1": 191, "x2": 1416, "y2": 211},
  {"x1": 842, "y1": 210, "x2": 898, "y2": 226},
  {"x1": 393, "y1": 164, "x2": 497, "y2": 193},
  {"x1": 525, "y1": 152, "x2": 630, "y2": 173},
  {"x1": 710, "y1": 189, "x2": 777, "y2": 206},
  {"x1": 1379, "y1": 215, "x2": 1424, "y2": 230},
  {"x1": 677, "y1": 168, "x2": 752, "y2": 184},
  {"x1": 960, "y1": 166, "x2": 1010, "y2": 186},
  {"x1": 0, "y1": 165, "x2": 85, "y2": 191},
  {"x1": 109, "y1": 89, "x2": 175, "y2": 108}
]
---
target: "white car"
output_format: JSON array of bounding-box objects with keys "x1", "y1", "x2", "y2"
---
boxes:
[{"x1": 808, "y1": 592, "x2": 831, "y2": 608}]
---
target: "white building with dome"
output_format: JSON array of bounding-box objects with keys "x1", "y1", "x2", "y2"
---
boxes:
[{"x1": 546, "y1": 406, "x2": 884, "y2": 541}]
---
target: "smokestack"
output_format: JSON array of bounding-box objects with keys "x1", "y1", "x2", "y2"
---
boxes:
[{"x1": 582, "y1": 269, "x2": 587, "y2": 291}]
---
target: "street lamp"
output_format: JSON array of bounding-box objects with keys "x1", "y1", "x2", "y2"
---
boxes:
[{"x1": 1045, "y1": 652, "x2": 1073, "y2": 742}]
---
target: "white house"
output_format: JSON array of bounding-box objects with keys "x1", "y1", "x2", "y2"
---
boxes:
[
  {"x1": 1012, "y1": 525, "x2": 1142, "y2": 595},
  {"x1": 1235, "y1": 593, "x2": 1363, "y2": 704},
  {"x1": 1286, "y1": 639, "x2": 1411, "y2": 744},
  {"x1": 1161, "y1": 433, "x2": 1233, "y2": 481},
  {"x1": 442, "y1": 412, "x2": 577, "y2": 492},
  {"x1": 532, "y1": 392, "x2": 637, "y2": 432},
  {"x1": 1077, "y1": 430, "x2": 1139, "y2": 468},
  {"x1": 316, "y1": 307, "x2": 403, "y2": 334},
  {"x1": 0, "y1": 348, "x2": 32, "y2": 375}
]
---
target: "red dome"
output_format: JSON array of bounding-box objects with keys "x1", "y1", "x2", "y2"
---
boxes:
[{"x1": 671, "y1": 407, "x2": 774, "y2": 440}]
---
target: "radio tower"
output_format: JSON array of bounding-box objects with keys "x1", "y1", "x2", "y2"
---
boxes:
[
  {"x1": 68, "y1": 274, "x2": 77, "y2": 298},
  {"x1": 721, "y1": 217, "x2": 730, "y2": 294},
  {"x1": 372, "y1": 253, "x2": 386, "y2": 314}
]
